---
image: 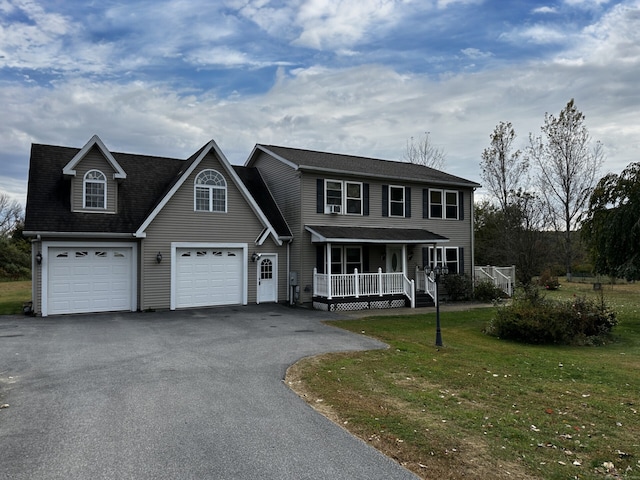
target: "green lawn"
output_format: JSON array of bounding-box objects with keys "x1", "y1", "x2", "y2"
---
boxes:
[
  {"x1": 288, "y1": 281, "x2": 640, "y2": 479},
  {"x1": 0, "y1": 280, "x2": 31, "y2": 315}
]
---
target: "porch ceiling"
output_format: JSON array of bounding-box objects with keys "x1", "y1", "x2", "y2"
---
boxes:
[{"x1": 305, "y1": 225, "x2": 449, "y2": 244}]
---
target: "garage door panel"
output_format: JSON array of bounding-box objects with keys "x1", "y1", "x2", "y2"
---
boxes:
[
  {"x1": 47, "y1": 246, "x2": 134, "y2": 315},
  {"x1": 175, "y1": 247, "x2": 244, "y2": 308}
]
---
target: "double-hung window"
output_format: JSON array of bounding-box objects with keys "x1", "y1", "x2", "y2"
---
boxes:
[
  {"x1": 445, "y1": 191, "x2": 459, "y2": 219},
  {"x1": 329, "y1": 246, "x2": 362, "y2": 274},
  {"x1": 346, "y1": 182, "x2": 362, "y2": 214},
  {"x1": 427, "y1": 246, "x2": 460, "y2": 274},
  {"x1": 195, "y1": 169, "x2": 227, "y2": 212},
  {"x1": 389, "y1": 185, "x2": 405, "y2": 217},
  {"x1": 325, "y1": 180, "x2": 362, "y2": 215},
  {"x1": 429, "y1": 189, "x2": 459, "y2": 219},
  {"x1": 83, "y1": 170, "x2": 106, "y2": 209},
  {"x1": 325, "y1": 181, "x2": 342, "y2": 213}
]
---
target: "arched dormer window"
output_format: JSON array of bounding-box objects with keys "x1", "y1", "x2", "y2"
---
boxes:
[
  {"x1": 84, "y1": 170, "x2": 106, "y2": 209},
  {"x1": 194, "y1": 169, "x2": 226, "y2": 212}
]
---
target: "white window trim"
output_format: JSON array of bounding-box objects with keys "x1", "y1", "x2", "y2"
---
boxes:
[
  {"x1": 83, "y1": 169, "x2": 107, "y2": 209},
  {"x1": 194, "y1": 169, "x2": 227, "y2": 213},
  {"x1": 427, "y1": 246, "x2": 459, "y2": 274},
  {"x1": 328, "y1": 245, "x2": 363, "y2": 273},
  {"x1": 444, "y1": 190, "x2": 460, "y2": 220},
  {"x1": 345, "y1": 181, "x2": 363, "y2": 215},
  {"x1": 324, "y1": 179, "x2": 363, "y2": 215},
  {"x1": 429, "y1": 189, "x2": 459, "y2": 220},
  {"x1": 389, "y1": 185, "x2": 405, "y2": 218}
]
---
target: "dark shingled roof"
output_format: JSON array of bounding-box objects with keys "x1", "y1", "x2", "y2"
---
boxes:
[
  {"x1": 24, "y1": 144, "x2": 187, "y2": 234},
  {"x1": 258, "y1": 145, "x2": 481, "y2": 188},
  {"x1": 233, "y1": 166, "x2": 292, "y2": 238},
  {"x1": 305, "y1": 225, "x2": 448, "y2": 244}
]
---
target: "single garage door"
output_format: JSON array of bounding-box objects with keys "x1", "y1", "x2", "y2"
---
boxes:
[
  {"x1": 175, "y1": 248, "x2": 244, "y2": 308},
  {"x1": 48, "y1": 247, "x2": 133, "y2": 315}
]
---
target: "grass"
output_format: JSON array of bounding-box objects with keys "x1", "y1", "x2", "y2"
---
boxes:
[
  {"x1": 287, "y1": 280, "x2": 640, "y2": 479},
  {"x1": 0, "y1": 280, "x2": 31, "y2": 315}
]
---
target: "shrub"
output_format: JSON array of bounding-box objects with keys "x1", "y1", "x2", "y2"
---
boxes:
[
  {"x1": 538, "y1": 269, "x2": 560, "y2": 290},
  {"x1": 485, "y1": 291, "x2": 617, "y2": 345},
  {"x1": 474, "y1": 280, "x2": 505, "y2": 303},
  {"x1": 442, "y1": 274, "x2": 473, "y2": 301}
]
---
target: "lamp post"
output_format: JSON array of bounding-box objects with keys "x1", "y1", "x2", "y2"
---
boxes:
[{"x1": 426, "y1": 263, "x2": 449, "y2": 347}]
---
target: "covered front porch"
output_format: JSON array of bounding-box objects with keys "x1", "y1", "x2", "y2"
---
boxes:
[{"x1": 306, "y1": 225, "x2": 448, "y2": 312}]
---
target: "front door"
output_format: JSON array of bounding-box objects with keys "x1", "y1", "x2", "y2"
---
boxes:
[
  {"x1": 386, "y1": 246, "x2": 403, "y2": 273},
  {"x1": 257, "y1": 255, "x2": 277, "y2": 303}
]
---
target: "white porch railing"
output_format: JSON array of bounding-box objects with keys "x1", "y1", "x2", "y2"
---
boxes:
[
  {"x1": 313, "y1": 267, "x2": 415, "y2": 308},
  {"x1": 415, "y1": 266, "x2": 439, "y2": 305},
  {"x1": 474, "y1": 265, "x2": 515, "y2": 297}
]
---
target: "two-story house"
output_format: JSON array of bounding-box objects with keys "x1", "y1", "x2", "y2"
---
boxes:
[
  {"x1": 245, "y1": 145, "x2": 481, "y2": 311},
  {"x1": 24, "y1": 135, "x2": 480, "y2": 316}
]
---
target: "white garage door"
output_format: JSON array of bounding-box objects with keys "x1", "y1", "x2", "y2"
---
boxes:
[
  {"x1": 175, "y1": 248, "x2": 244, "y2": 308},
  {"x1": 47, "y1": 247, "x2": 133, "y2": 315}
]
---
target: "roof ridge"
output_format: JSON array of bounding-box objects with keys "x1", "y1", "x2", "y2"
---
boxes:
[{"x1": 260, "y1": 144, "x2": 417, "y2": 166}]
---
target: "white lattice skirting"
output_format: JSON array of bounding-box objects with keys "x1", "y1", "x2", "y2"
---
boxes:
[{"x1": 312, "y1": 297, "x2": 407, "y2": 312}]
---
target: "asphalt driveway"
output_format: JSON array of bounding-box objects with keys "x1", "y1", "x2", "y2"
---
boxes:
[{"x1": 0, "y1": 305, "x2": 418, "y2": 479}]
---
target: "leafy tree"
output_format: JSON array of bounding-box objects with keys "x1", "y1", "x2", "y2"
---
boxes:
[
  {"x1": 480, "y1": 121, "x2": 528, "y2": 211},
  {"x1": 582, "y1": 162, "x2": 640, "y2": 280},
  {"x1": 528, "y1": 99, "x2": 604, "y2": 280},
  {"x1": 402, "y1": 132, "x2": 446, "y2": 170}
]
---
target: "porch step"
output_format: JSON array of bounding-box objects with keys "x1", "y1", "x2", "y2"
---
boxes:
[{"x1": 415, "y1": 292, "x2": 435, "y2": 308}]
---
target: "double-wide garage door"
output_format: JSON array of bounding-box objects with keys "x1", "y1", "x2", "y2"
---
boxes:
[
  {"x1": 175, "y1": 248, "x2": 244, "y2": 308},
  {"x1": 47, "y1": 246, "x2": 134, "y2": 315}
]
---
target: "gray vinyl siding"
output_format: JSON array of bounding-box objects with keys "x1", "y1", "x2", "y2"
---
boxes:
[
  {"x1": 296, "y1": 173, "x2": 475, "y2": 302},
  {"x1": 70, "y1": 146, "x2": 118, "y2": 213},
  {"x1": 253, "y1": 154, "x2": 475, "y2": 304},
  {"x1": 140, "y1": 151, "x2": 287, "y2": 310},
  {"x1": 251, "y1": 152, "x2": 301, "y2": 228},
  {"x1": 250, "y1": 152, "x2": 305, "y2": 302}
]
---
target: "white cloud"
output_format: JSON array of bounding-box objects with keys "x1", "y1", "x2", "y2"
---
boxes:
[
  {"x1": 292, "y1": 0, "x2": 399, "y2": 50},
  {"x1": 564, "y1": 0, "x2": 611, "y2": 7},
  {"x1": 532, "y1": 6, "x2": 558, "y2": 14},
  {"x1": 500, "y1": 24, "x2": 569, "y2": 45},
  {"x1": 2, "y1": 0, "x2": 640, "y2": 207},
  {"x1": 461, "y1": 48, "x2": 493, "y2": 59}
]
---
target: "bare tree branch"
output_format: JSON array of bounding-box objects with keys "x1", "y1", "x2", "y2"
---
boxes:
[
  {"x1": 527, "y1": 99, "x2": 604, "y2": 279},
  {"x1": 0, "y1": 192, "x2": 23, "y2": 237},
  {"x1": 402, "y1": 132, "x2": 446, "y2": 170},
  {"x1": 480, "y1": 121, "x2": 529, "y2": 211}
]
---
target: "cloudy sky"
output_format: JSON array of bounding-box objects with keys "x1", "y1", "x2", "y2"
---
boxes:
[{"x1": 1, "y1": 0, "x2": 639, "y2": 206}]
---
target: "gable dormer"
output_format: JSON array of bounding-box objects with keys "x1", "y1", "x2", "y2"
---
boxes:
[{"x1": 63, "y1": 135, "x2": 126, "y2": 214}]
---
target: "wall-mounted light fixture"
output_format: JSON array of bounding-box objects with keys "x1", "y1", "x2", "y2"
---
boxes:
[
  {"x1": 156, "y1": 252, "x2": 163, "y2": 264},
  {"x1": 251, "y1": 252, "x2": 261, "y2": 262},
  {"x1": 36, "y1": 252, "x2": 42, "y2": 265}
]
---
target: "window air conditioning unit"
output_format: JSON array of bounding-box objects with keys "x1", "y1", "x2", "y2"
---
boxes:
[{"x1": 329, "y1": 204, "x2": 341, "y2": 214}]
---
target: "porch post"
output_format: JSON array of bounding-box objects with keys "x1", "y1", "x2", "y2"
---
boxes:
[
  {"x1": 378, "y1": 267, "x2": 383, "y2": 296},
  {"x1": 313, "y1": 267, "x2": 317, "y2": 296},
  {"x1": 354, "y1": 268, "x2": 359, "y2": 298},
  {"x1": 326, "y1": 243, "x2": 332, "y2": 300},
  {"x1": 402, "y1": 244, "x2": 408, "y2": 274}
]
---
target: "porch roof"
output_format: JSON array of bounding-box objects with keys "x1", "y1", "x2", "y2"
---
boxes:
[{"x1": 305, "y1": 225, "x2": 449, "y2": 244}]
